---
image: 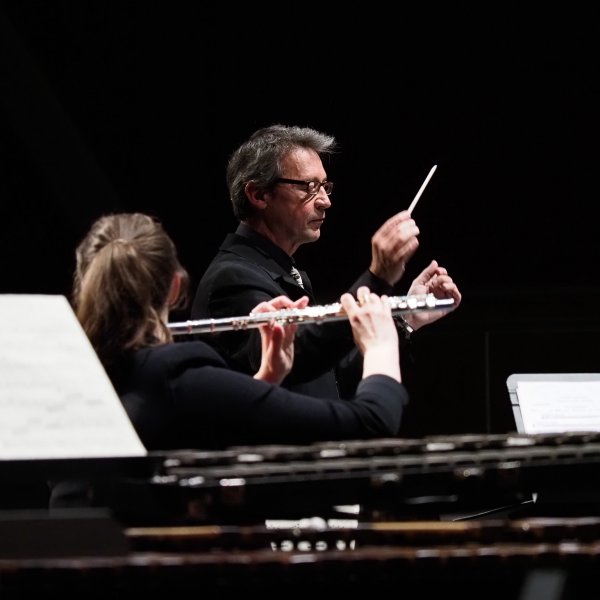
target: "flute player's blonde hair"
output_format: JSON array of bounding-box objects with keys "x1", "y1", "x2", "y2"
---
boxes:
[{"x1": 73, "y1": 213, "x2": 189, "y2": 365}]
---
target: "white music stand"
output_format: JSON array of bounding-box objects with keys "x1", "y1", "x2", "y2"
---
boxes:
[
  {"x1": 0, "y1": 294, "x2": 146, "y2": 460},
  {"x1": 507, "y1": 373, "x2": 600, "y2": 434}
]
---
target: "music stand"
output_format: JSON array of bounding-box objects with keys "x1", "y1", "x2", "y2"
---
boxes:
[
  {"x1": 506, "y1": 373, "x2": 600, "y2": 518},
  {"x1": 507, "y1": 373, "x2": 600, "y2": 434}
]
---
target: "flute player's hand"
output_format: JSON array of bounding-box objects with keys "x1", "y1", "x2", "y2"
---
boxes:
[
  {"x1": 341, "y1": 287, "x2": 401, "y2": 383},
  {"x1": 253, "y1": 295, "x2": 309, "y2": 384}
]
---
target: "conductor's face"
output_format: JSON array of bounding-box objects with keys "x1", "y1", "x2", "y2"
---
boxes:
[{"x1": 262, "y1": 147, "x2": 332, "y2": 256}]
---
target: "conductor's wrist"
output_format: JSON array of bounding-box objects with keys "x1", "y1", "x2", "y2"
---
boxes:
[{"x1": 365, "y1": 269, "x2": 396, "y2": 293}]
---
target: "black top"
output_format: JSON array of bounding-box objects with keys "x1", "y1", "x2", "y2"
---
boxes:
[
  {"x1": 48, "y1": 341, "x2": 407, "y2": 509},
  {"x1": 111, "y1": 340, "x2": 408, "y2": 449},
  {"x1": 191, "y1": 224, "x2": 395, "y2": 398}
]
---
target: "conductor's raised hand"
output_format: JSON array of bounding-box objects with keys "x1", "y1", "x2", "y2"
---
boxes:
[{"x1": 369, "y1": 210, "x2": 420, "y2": 286}]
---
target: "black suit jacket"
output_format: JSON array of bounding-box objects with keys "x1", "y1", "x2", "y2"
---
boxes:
[{"x1": 191, "y1": 224, "x2": 395, "y2": 398}]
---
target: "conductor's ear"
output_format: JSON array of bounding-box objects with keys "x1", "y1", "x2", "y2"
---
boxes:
[{"x1": 245, "y1": 181, "x2": 269, "y2": 209}]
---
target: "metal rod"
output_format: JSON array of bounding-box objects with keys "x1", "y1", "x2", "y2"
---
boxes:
[{"x1": 168, "y1": 293, "x2": 454, "y2": 336}]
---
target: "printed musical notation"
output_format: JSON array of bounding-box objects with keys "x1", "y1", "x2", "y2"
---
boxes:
[
  {"x1": 0, "y1": 294, "x2": 146, "y2": 459},
  {"x1": 517, "y1": 380, "x2": 600, "y2": 434}
]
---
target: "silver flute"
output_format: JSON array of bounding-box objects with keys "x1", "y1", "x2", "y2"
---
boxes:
[{"x1": 168, "y1": 293, "x2": 454, "y2": 336}]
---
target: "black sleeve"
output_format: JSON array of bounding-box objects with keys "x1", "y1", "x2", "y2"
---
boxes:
[
  {"x1": 173, "y1": 364, "x2": 409, "y2": 446},
  {"x1": 347, "y1": 270, "x2": 395, "y2": 297}
]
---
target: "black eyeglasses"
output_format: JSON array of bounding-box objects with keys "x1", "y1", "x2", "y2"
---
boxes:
[{"x1": 274, "y1": 178, "x2": 334, "y2": 196}]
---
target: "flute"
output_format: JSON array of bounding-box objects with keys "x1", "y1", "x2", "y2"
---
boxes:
[{"x1": 168, "y1": 293, "x2": 454, "y2": 336}]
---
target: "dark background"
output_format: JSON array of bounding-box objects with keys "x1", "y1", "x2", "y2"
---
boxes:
[{"x1": 1, "y1": 5, "x2": 599, "y2": 437}]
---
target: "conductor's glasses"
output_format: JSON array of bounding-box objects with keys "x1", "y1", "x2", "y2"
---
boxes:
[{"x1": 274, "y1": 178, "x2": 334, "y2": 195}]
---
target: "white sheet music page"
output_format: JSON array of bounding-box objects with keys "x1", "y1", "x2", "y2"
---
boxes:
[
  {"x1": 517, "y1": 380, "x2": 600, "y2": 434},
  {"x1": 0, "y1": 294, "x2": 147, "y2": 459}
]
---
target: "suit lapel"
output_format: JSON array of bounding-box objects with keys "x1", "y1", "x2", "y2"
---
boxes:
[{"x1": 221, "y1": 234, "x2": 315, "y2": 302}]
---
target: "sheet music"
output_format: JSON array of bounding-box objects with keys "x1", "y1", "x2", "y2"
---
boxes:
[
  {"x1": 0, "y1": 295, "x2": 147, "y2": 459},
  {"x1": 516, "y1": 380, "x2": 600, "y2": 434}
]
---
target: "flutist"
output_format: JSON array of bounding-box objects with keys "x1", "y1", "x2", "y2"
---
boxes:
[
  {"x1": 60, "y1": 213, "x2": 410, "y2": 463},
  {"x1": 191, "y1": 125, "x2": 462, "y2": 399}
]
